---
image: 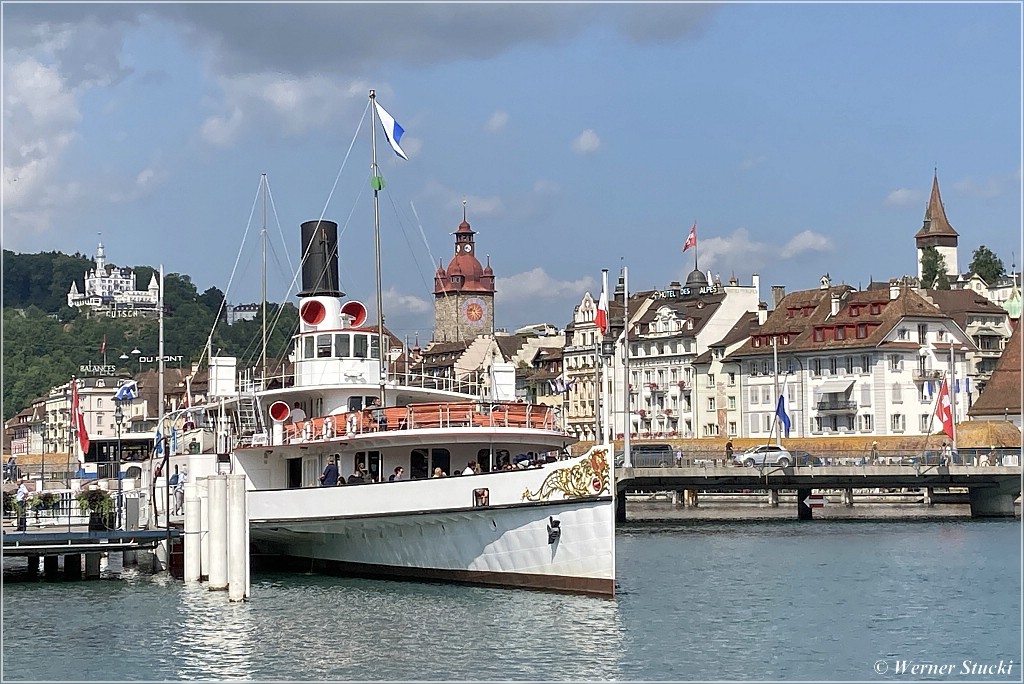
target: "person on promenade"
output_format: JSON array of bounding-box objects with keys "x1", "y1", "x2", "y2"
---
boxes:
[
  {"x1": 388, "y1": 466, "x2": 404, "y2": 482},
  {"x1": 320, "y1": 458, "x2": 339, "y2": 486},
  {"x1": 15, "y1": 479, "x2": 29, "y2": 531},
  {"x1": 725, "y1": 440, "x2": 734, "y2": 464}
]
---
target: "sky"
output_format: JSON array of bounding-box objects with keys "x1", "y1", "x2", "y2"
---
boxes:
[{"x1": 3, "y1": 2, "x2": 1022, "y2": 343}]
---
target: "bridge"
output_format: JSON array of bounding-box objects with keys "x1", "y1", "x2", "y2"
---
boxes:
[{"x1": 614, "y1": 464, "x2": 1022, "y2": 521}]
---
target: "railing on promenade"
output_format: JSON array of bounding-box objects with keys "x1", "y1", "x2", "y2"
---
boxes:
[{"x1": 617, "y1": 447, "x2": 1023, "y2": 469}]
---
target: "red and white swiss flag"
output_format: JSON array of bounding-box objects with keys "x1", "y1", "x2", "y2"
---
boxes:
[
  {"x1": 934, "y1": 379, "x2": 955, "y2": 440},
  {"x1": 72, "y1": 379, "x2": 90, "y2": 463},
  {"x1": 682, "y1": 223, "x2": 697, "y2": 253},
  {"x1": 595, "y1": 286, "x2": 609, "y2": 336}
]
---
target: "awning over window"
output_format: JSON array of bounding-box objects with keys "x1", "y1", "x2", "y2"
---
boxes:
[{"x1": 817, "y1": 379, "x2": 855, "y2": 394}]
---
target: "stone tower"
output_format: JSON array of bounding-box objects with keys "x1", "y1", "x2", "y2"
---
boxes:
[
  {"x1": 433, "y1": 214, "x2": 495, "y2": 342},
  {"x1": 915, "y1": 173, "x2": 959, "y2": 279}
]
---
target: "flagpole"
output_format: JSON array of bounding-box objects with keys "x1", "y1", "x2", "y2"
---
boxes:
[
  {"x1": 601, "y1": 269, "x2": 611, "y2": 445},
  {"x1": 622, "y1": 266, "x2": 632, "y2": 469},
  {"x1": 773, "y1": 336, "x2": 781, "y2": 447},
  {"x1": 949, "y1": 340, "x2": 957, "y2": 451},
  {"x1": 370, "y1": 89, "x2": 386, "y2": 408},
  {"x1": 693, "y1": 221, "x2": 698, "y2": 273}
]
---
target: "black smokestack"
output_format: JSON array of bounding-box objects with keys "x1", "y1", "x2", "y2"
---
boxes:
[{"x1": 298, "y1": 219, "x2": 343, "y2": 298}]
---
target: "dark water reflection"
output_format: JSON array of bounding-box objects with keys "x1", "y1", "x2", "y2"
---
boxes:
[{"x1": 3, "y1": 518, "x2": 1019, "y2": 681}]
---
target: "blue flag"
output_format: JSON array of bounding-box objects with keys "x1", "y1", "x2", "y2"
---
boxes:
[
  {"x1": 374, "y1": 100, "x2": 408, "y2": 160},
  {"x1": 776, "y1": 377, "x2": 792, "y2": 438},
  {"x1": 155, "y1": 429, "x2": 163, "y2": 456},
  {"x1": 114, "y1": 380, "x2": 139, "y2": 402}
]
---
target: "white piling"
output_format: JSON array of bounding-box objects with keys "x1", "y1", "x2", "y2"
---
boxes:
[
  {"x1": 207, "y1": 474, "x2": 228, "y2": 591},
  {"x1": 227, "y1": 474, "x2": 248, "y2": 602},
  {"x1": 183, "y1": 482, "x2": 201, "y2": 583},
  {"x1": 197, "y1": 477, "x2": 210, "y2": 581}
]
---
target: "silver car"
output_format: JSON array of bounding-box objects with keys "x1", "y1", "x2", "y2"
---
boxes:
[{"x1": 739, "y1": 445, "x2": 794, "y2": 468}]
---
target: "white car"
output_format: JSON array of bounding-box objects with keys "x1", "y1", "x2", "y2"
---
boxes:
[{"x1": 739, "y1": 445, "x2": 794, "y2": 468}]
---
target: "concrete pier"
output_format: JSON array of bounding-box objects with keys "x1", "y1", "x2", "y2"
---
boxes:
[{"x1": 768, "y1": 489, "x2": 779, "y2": 507}]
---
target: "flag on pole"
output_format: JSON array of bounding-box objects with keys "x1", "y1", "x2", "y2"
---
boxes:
[
  {"x1": 935, "y1": 379, "x2": 955, "y2": 440},
  {"x1": 71, "y1": 379, "x2": 90, "y2": 463},
  {"x1": 155, "y1": 429, "x2": 164, "y2": 456},
  {"x1": 595, "y1": 276, "x2": 609, "y2": 336},
  {"x1": 682, "y1": 223, "x2": 697, "y2": 253},
  {"x1": 775, "y1": 376, "x2": 792, "y2": 438},
  {"x1": 100, "y1": 335, "x2": 106, "y2": 356},
  {"x1": 114, "y1": 380, "x2": 139, "y2": 402},
  {"x1": 374, "y1": 100, "x2": 408, "y2": 160}
]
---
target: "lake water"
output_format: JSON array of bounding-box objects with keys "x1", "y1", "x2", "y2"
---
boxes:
[{"x1": 2, "y1": 512, "x2": 1020, "y2": 681}]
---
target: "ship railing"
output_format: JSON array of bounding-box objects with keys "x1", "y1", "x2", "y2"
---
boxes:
[
  {"x1": 285, "y1": 401, "x2": 565, "y2": 443},
  {"x1": 387, "y1": 370, "x2": 485, "y2": 395}
]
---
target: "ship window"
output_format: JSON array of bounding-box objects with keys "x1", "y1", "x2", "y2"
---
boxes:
[
  {"x1": 348, "y1": 396, "x2": 364, "y2": 412},
  {"x1": 431, "y1": 448, "x2": 451, "y2": 476},
  {"x1": 370, "y1": 335, "x2": 381, "y2": 360},
  {"x1": 354, "y1": 335, "x2": 369, "y2": 358},
  {"x1": 410, "y1": 448, "x2": 429, "y2": 479},
  {"x1": 303, "y1": 336, "x2": 314, "y2": 359},
  {"x1": 335, "y1": 333, "x2": 351, "y2": 358},
  {"x1": 317, "y1": 334, "x2": 332, "y2": 358}
]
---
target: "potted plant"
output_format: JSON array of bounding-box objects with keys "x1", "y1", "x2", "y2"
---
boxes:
[
  {"x1": 28, "y1": 492, "x2": 58, "y2": 521},
  {"x1": 76, "y1": 489, "x2": 114, "y2": 531}
]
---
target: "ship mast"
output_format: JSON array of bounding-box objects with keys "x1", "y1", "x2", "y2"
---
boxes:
[
  {"x1": 369, "y1": 90, "x2": 386, "y2": 406},
  {"x1": 261, "y1": 173, "x2": 268, "y2": 385}
]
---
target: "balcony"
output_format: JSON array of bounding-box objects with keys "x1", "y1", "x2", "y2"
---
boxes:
[
  {"x1": 815, "y1": 399, "x2": 857, "y2": 412},
  {"x1": 912, "y1": 369, "x2": 943, "y2": 382}
]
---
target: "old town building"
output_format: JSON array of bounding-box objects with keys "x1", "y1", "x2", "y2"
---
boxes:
[
  {"x1": 433, "y1": 214, "x2": 495, "y2": 343},
  {"x1": 67, "y1": 240, "x2": 161, "y2": 318}
]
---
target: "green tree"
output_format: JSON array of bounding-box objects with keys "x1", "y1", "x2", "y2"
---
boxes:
[
  {"x1": 969, "y1": 245, "x2": 1005, "y2": 285},
  {"x1": 920, "y1": 246, "x2": 949, "y2": 289}
]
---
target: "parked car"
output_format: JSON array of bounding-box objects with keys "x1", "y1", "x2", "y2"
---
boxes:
[
  {"x1": 739, "y1": 444, "x2": 794, "y2": 468},
  {"x1": 615, "y1": 443, "x2": 674, "y2": 468}
]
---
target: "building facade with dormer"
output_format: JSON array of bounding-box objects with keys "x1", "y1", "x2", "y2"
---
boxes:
[
  {"x1": 67, "y1": 241, "x2": 160, "y2": 317},
  {"x1": 616, "y1": 271, "x2": 762, "y2": 440},
  {"x1": 726, "y1": 276, "x2": 973, "y2": 440},
  {"x1": 433, "y1": 216, "x2": 496, "y2": 343}
]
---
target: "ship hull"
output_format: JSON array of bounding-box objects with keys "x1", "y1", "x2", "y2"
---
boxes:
[{"x1": 249, "y1": 496, "x2": 614, "y2": 595}]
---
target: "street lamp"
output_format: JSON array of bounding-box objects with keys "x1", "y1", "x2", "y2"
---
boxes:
[{"x1": 114, "y1": 399, "x2": 126, "y2": 529}]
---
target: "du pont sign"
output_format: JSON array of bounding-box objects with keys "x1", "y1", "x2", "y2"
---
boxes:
[{"x1": 140, "y1": 355, "x2": 184, "y2": 364}]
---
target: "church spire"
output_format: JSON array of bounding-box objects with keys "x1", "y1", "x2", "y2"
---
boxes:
[{"x1": 916, "y1": 171, "x2": 958, "y2": 238}]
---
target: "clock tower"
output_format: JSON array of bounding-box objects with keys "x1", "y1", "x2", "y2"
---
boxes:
[{"x1": 433, "y1": 211, "x2": 496, "y2": 342}]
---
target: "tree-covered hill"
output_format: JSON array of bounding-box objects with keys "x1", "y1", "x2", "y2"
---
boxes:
[{"x1": 2, "y1": 251, "x2": 298, "y2": 421}]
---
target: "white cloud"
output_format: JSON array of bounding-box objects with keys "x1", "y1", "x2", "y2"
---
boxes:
[
  {"x1": 696, "y1": 227, "x2": 833, "y2": 277},
  {"x1": 738, "y1": 155, "x2": 766, "y2": 171},
  {"x1": 533, "y1": 179, "x2": 561, "y2": 196},
  {"x1": 382, "y1": 287, "x2": 431, "y2": 314},
  {"x1": 884, "y1": 187, "x2": 922, "y2": 208},
  {"x1": 779, "y1": 230, "x2": 833, "y2": 259},
  {"x1": 496, "y1": 268, "x2": 595, "y2": 305},
  {"x1": 952, "y1": 174, "x2": 1009, "y2": 199},
  {"x1": 484, "y1": 110, "x2": 508, "y2": 132},
  {"x1": 571, "y1": 129, "x2": 601, "y2": 154},
  {"x1": 200, "y1": 105, "x2": 245, "y2": 148},
  {"x1": 2, "y1": 57, "x2": 81, "y2": 235}
]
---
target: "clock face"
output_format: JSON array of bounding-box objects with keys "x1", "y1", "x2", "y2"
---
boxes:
[
  {"x1": 462, "y1": 298, "x2": 487, "y2": 325},
  {"x1": 464, "y1": 243, "x2": 473, "y2": 253}
]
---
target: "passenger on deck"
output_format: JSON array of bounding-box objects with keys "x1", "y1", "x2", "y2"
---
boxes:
[
  {"x1": 347, "y1": 467, "x2": 366, "y2": 485},
  {"x1": 320, "y1": 458, "x2": 339, "y2": 486},
  {"x1": 432, "y1": 467, "x2": 446, "y2": 478},
  {"x1": 388, "y1": 466, "x2": 404, "y2": 482},
  {"x1": 462, "y1": 461, "x2": 477, "y2": 476},
  {"x1": 291, "y1": 402, "x2": 307, "y2": 425}
]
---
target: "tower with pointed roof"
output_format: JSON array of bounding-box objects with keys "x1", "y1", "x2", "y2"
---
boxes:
[
  {"x1": 915, "y1": 173, "x2": 959, "y2": 280},
  {"x1": 433, "y1": 210, "x2": 496, "y2": 342}
]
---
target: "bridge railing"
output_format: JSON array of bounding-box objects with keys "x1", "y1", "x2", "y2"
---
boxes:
[{"x1": 617, "y1": 447, "x2": 1022, "y2": 468}]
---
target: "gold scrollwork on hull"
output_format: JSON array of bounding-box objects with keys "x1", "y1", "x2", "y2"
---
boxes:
[{"x1": 522, "y1": 447, "x2": 610, "y2": 502}]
